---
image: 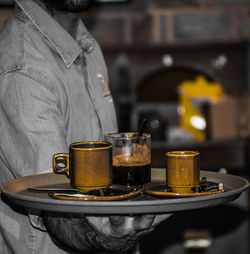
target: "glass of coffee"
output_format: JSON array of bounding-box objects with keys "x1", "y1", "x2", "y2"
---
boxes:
[{"x1": 104, "y1": 132, "x2": 151, "y2": 186}]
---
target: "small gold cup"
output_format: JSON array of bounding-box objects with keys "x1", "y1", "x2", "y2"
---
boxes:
[{"x1": 166, "y1": 151, "x2": 200, "y2": 193}]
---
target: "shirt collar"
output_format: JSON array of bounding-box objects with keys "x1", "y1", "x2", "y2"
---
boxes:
[{"x1": 15, "y1": 0, "x2": 95, "y2": 68}]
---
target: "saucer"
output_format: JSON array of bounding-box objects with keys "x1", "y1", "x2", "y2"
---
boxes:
[
  {"x1": 143, "y1": 182, "x2": 225, "y2": 198},
  {"x1": 48, "y1": 184, "x2": 141, "y2": 201}
]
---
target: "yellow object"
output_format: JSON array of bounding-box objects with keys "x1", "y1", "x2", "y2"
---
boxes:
[{"x1": 178, "y1": 75, "x2": 223, "y2": 141}]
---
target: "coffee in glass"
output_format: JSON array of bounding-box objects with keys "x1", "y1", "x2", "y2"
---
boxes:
[{"x1": 104, "y1": 132, "x2": 151, "y2": 186}]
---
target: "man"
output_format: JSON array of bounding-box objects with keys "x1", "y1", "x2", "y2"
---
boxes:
[{"x1": 0, "y1": 0, "x2": 170, "y2": 253}]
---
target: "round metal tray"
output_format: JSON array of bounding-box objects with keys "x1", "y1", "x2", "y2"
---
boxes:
[{"x1": 1, "y1": 170, "x2": 249, "y2": 214}]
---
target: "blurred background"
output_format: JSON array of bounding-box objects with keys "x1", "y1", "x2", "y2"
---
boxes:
[{"x1": 0, "y1": 0, "x2": 249, "y2": 253}]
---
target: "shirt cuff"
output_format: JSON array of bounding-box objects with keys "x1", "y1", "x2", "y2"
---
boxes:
[
  {"x1": 28, "y1": 169, "x2": 55, "y2": 230},
  {"x1": 28, "y1": 210, "x2": 47, "y2": 231}
]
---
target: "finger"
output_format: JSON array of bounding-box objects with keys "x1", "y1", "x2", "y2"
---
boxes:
[
  {"x1": 109, "y1": 216, "x2": 153, "y2": 235},
  {"x1": 152, "y1": 213, "x2": 173, "y2": 227},
  {"x1": 108, "y1": 216, "x2": 131, "y2": 234},
  {"x1": 109, "y1": 216, "x2": 125, "y2": 226},
  {"x1": 113, "y1": 216, "x2": 137, "y2": 233},
  {"x1": 131, "y1": 213, "x2": 173, "y2": 231},
  {"x1": 132, "y1": 214, "x2": 156, "y2": 230},
  {"x1": 86, "y1": 216, "x2": 109, "y2": 231}
]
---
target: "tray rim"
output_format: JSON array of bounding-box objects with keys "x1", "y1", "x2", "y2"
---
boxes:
[{"x1": 1, "y1": 170, "x2": 249, "y2": 214}]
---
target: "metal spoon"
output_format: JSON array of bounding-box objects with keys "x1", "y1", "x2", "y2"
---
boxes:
[
  {"x1": 137, "y1": 118, "x2": 148, "y2": 142},
  {"x1": 28, "y1": 187, "x2": 109, "y2": 196}
]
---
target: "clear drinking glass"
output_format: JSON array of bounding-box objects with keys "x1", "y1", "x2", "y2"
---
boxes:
[{"x1": 104, "y1": 132, "x2": 151, "y2": 186}]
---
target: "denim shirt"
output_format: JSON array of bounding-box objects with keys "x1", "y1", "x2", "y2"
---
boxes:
[{"x1": 0, "y1": 0, "x2": 117, "y2": 253}]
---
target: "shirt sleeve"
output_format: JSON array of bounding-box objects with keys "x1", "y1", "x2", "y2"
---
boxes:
[{"x1": 0, "y1": 69, "x2": 68, "y2": 178}]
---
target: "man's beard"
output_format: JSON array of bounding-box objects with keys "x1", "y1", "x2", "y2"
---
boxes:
[{"x1": 42, "y1": 0, "x2": 92, "y2": 13}]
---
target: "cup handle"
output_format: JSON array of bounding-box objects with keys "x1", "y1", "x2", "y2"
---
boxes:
[{"x1": 53, "y1": 153, "x2": 69, "y2": 176}]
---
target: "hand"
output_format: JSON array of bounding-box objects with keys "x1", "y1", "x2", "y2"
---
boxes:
[
  {"x1": 86, "y1": 214, "x2": 172, "y2": 252},
  {"x1": 42, "y1": 212, "x2": 172, "y2": 253}
]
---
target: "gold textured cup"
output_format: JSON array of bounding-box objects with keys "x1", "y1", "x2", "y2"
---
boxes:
[
  {"x1": 166, "y1": 151, "x2": 200, "y2": 193},
  {"x1": 53, "y1": 141, "x2": 112, "y2": 192}
]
